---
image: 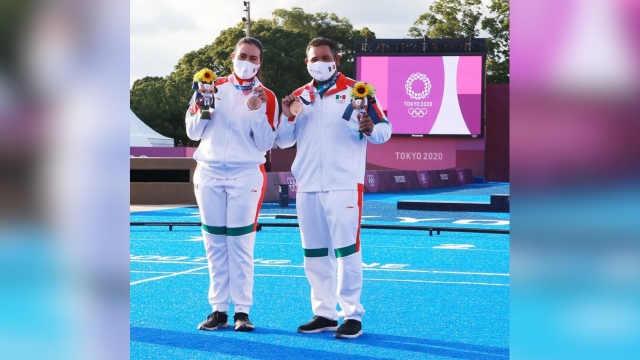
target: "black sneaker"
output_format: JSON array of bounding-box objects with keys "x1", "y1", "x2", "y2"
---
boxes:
[
  {"x1": 334, "y1": 319, "x2": 363, "y2": 339},
  {"x1": 197, "y1": 311, "x2": 228, "y2": 331},
  {"x1": 297, "y1": 316, "x2": 339, "y2": 333},
  {"x1": 233, "y1": 312, "x2": 255, "y2": 332}
]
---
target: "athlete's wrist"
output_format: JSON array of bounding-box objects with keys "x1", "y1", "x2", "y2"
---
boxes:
[{"x1": 281, "y1": 113, "x2": 295, "y2": 123}]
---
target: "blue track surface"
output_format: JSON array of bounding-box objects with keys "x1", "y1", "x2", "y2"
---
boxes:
[{"x1": 131, "y1": 184, "x2": 510, "y2": 359}]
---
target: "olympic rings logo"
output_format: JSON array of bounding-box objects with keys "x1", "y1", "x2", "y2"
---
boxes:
[
  {"x1": 408, "y1": 108, "x2": 428, "y2": 117},
  {"x1": 367, "y1": 174, "x2": 375, "y2": 186},
  {"x1": 405, "y1": 73, "x2": 431, "y2": 100},
  {"x1": 286, "y1": 177, "x2": 298, "y2": 192}
]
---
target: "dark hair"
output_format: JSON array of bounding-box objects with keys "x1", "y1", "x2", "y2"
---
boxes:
[
  {"x1": 306, "y1": 37, "x2": 338, "y2": 58},
  {"x1": 234, "y1": 37, "x2": 264, "y2": 61}
]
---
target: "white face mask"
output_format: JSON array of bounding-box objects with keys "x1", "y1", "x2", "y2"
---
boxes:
[
  {"x1": 233, "y1": 58, "x2": 260, "y2": 80},
  {"x1": 307, "y1": 61, "x2": 336, "y2": 82}
]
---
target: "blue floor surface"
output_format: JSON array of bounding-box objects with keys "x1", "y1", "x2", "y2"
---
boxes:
[{"x1": 131, "y1": 184, "x2": 510, "y2": 359}]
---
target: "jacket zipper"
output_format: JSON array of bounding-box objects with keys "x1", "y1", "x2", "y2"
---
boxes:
[
  {"x1": 222, "y1": 89, "x2": 238, "y2": 180},
  {"x1": 318, "y1": 93, "x2": 324, "y2": 191}
]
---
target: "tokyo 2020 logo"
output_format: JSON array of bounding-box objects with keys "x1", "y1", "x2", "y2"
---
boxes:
[
  {"x1": 405, "y1": 73, "x2": 431, "y2": 100},
  {"x1": 405, "y1": 73, "x2": 431, "y2": 118}
]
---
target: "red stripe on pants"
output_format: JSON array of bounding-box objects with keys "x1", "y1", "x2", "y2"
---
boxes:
[
  {"x1": 253, "y1": 164, "x2": 267, "y2": 231},
  {"x1": 356, "y1": 183, "x2": 364, "y2": 252}
]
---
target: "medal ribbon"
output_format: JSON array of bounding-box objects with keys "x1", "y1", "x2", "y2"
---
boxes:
[
  {"x1": 300, "y1": 72, "x2": 339, "y2": 104},
  {"x1": 233, "y1": 79, "x2": 256, "y2": 91}
]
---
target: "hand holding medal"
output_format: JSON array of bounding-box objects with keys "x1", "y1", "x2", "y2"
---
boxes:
[
  {"x1": 290, "y1": 100, "x2": 303, "y2": 116},
  {"x1": 282, "y1": 93, "x2": 303, "y2": 118},
  {"x1": 247, "y1": 85, "x2": 267, "y2": 111},
  {"x1": 281, "y1": 72, "x2": 339, "y2": 118},
  {"x1": 247, "y1": 92, "x2": 261, "y2": 111}
]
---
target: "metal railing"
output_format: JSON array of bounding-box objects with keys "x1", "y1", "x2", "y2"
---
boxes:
[{"x1": 130, "y1": 218, "x2": 509, "y2": 236}]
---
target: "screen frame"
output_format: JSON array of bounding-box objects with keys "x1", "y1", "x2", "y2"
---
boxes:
[{"x1": 354, "y1": 52, "x2": 486, "y2": 138}]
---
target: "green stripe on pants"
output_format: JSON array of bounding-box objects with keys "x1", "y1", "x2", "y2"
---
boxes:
[
  {"x1": 303, "y1": 248, "x2": 329, "y2": 257},
  {"x1": 202, "y1": 224, "x2": 226, "y2": 235},
  {"x1": 334, "y1": 244, "x2": 357, "y2": 258},
  {"x1": 226, "y1": 223, "x2": 255, "y2": 237}
]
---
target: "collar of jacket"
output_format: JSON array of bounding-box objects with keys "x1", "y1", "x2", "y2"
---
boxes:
[
  {"x1": 228, "y1": 74, "x2": 261, "y2": 95},
  {"x1": 305, "y1": 72, "x2": 353, "y2": 98}
]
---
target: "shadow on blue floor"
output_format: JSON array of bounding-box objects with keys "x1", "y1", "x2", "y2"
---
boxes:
[{"x1": 131, "y1": 326, "x2": 509, "y2": 360}]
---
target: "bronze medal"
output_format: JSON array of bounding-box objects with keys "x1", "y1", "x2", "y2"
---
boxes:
[
  {"x1": 290, "y1": 101, "x2": 303, "y2": 116},
  {"x1": 247, "y1": 96, "x2": 261, "y2": 110}
]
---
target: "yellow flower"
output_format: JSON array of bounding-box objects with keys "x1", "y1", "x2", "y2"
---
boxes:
[
  {"x1": 193, "y1": 70, "x2": 203, "y2": 83},
  {"x1": 201, "y1": 69, "x2": 216, "y2": 83},
  {"x1": 351, "y1": 82, "x2": 369, "y2": 99},
  {"x1": 366, "y1": 83, "x2": 376, "y2": 97},
  {"x1": 193, "y1": 68, "x2": 218, "y2": 83}
]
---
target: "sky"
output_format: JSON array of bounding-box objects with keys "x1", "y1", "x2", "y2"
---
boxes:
[{"x1": 130, "y1": 0, "x2": 491, "y2": 87}]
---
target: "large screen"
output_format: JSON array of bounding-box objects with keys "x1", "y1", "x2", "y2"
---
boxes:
[{"x1": 356, "y1": 55, "x2": 483, "y2": 136}]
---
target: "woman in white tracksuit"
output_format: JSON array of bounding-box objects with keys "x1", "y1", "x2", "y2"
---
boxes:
[{"x1": 185, "y1": 37, "x2": 278, "y2": 332}]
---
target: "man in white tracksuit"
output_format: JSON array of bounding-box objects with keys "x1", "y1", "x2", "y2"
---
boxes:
[
  {"x1": 185, "y1": 37, "x2": 278, "y2": 332},
  {"x1": 276, "y1": 37, "x2": 392, "y2": 339}
]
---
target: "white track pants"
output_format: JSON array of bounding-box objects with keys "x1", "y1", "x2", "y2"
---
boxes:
[
  {"x1": 194, "y1": 165, "x2": 266, "y2": 314},
  {"x1": 296, "y1": 184, "x2": 365, "y2": 321}
]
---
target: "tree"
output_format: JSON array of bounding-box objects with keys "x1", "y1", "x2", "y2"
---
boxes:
[
  {"x1": 130, "y1": 76, "x2": 176, "y2": 144},
  {"x1": 204, "y1": 19, "x2": 311, "y2": 102},
  {"x1": 130, "y1": 7, "x2": 377, "y2": 146},
  {"x1": 481, "y1": 0, "x2": 509, "y2": 83},
  {"x1": 407, "y1": 0, "x2": 482, "y2": 39},
  {"x1": 130, "y1": 44, "x2": 226, "y2": 147},
  {"x1": 272, "y1": 7, "x2": 375, "y2": 79}
]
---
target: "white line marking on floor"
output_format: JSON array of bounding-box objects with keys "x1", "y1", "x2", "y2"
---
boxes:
[
  {"x1": 368, "y1": 268, "x2": 509, "y2": 276},
  {"x1": 252, "y1": 242, "x2": 508, "y2": 252},
  {"x1": 129, "y1": 271, "x2": 508, "y2": 286},
  {"x1": 130, "y1": 265, "x2": 208, "y2": 286},
  {"x1": 397, "y1": 217, "x2": 450, "y2": 223},
  {"x1": 255, "y1": 274, "x2": 307, "y2": 279},
  {"x1": 433, "y1": 244, "x2": 475, "y2": 250},
  {"x1": 131, "y1": 239, "x2": 201, "y2": 242},
  {"x1": 363, "y1": 278, "x2": 509, "y2": 286},
  {"x1": 130, "y1": 260, "x2": 509, "y2": 276}
]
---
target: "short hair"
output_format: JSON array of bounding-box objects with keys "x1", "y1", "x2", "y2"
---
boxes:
[
  {"x1": 306, "y1": 37, "x2": 338, "y2": 58},
  {"x1": 234, "y1": 37, "x2": 264, "y2": 61}
]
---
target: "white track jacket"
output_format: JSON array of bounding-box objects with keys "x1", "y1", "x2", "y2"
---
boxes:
[
  {"x1": 276, "y1": 73, "x2": 392, "y2": 192},
  {"x1": 185, "y1": 75, "x2": 278, "y2": 179}
]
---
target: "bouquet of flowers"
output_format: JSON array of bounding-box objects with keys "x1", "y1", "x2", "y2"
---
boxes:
[
  {"x1": 192, "y1": 68, "x2": 218, "y2": 119},
  {"x1": 194, "y1": 68, "x2": 218, "y2": 85},
  {"x1": 342, "y1": 81, "x2": 383, "y2": 138},
  {"x1": 350, "y1": 82, "x2": 376, "y2": 115},
  {"x1": 350, "y1": 82, "x2": 376, "y2": 105}
]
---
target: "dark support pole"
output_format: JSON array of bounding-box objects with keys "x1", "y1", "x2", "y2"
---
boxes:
[
  {"x1": 129, "y1": 222, "x2": 509, "y2": 235},
  {"x1": 279, "y1": 184, "x2": 289, "y2": 207}
]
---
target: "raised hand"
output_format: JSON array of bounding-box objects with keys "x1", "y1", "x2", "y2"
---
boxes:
[
  {"x1": 358, "y1": 111, "x2": 374, "y2": 134},
  {"x1": 252, "y1": 85, "x2": 268, "y2": 103},
  {"x1": 281, "y1": 93, "x2": 298, "y2": 118}
]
